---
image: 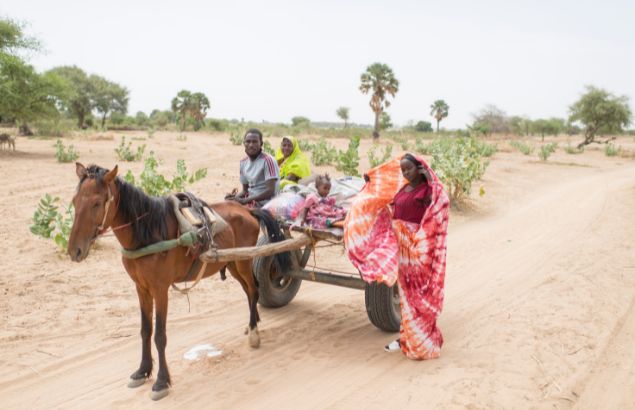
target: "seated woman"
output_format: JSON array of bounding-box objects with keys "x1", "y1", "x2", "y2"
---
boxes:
[
  {"x1": 275, "y1": 136, "x2": 311, "y2": 190},
  {"x1": 298, "y1": 174, "x2": 346, "y2": 229}
]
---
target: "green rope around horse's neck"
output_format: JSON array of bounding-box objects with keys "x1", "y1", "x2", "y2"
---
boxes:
[{"x1": 120, "y1": 231, "x2": 198, "y2": 259}]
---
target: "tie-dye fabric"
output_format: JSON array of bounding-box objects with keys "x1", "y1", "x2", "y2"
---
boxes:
[{"x1": 344, "y1": 156, "x2": 449, "y2": 360}]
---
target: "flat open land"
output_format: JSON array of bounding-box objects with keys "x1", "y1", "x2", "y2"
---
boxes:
[{"x1": 1, "y1": 132, "x2": 634, "y2": 409}]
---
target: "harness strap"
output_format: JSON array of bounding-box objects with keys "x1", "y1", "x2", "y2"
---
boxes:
[{"x1": 171, "y1": 261, "x2": 208, "y2": 295}]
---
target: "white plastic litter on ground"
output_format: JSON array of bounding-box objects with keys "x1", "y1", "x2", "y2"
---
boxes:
[{"x1": 183, "y1": 344, "x2": 223, "y2": 361}]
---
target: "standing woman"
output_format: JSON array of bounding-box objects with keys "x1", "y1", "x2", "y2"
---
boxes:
[
  {"x1": 344, "y1": 153, "x2": 449, "y2": 360},
  {"x1": 275, "y1": 136, "x2": 311, "y2": 190}
]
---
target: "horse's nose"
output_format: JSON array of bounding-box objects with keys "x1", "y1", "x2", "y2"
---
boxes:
[{"x1": 70, "y1": 247, "x2": 82, "y2": 261}]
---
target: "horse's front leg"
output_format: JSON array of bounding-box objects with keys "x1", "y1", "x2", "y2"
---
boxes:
[
  {"x1": 150, "y1": 287, "x2": 171, "y2": 401},
  {"x1": 128, "y1": 285, "x2": 153, "y2": 388}
]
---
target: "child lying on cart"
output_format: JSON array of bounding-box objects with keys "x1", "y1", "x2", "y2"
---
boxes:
[{"x1": 296, "y1": 173, "x2": 347, "y2": 229}]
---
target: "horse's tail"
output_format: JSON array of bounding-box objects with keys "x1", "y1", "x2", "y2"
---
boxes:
[{"x1": 250, "y1": 209, "x2": 293, "y2": 274}]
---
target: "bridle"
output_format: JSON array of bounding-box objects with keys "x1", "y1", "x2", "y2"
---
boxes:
[{"x1": 93, "y1": 183, "x2": 148, "y2": 239}]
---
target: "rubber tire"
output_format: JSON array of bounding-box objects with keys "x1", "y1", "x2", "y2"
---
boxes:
[
  {"x1": 253, "y1": 236, "x2": 302, "y2": 308},
  {"x1": 365, "y1": 282, "x2": 401, "y2": 332}
]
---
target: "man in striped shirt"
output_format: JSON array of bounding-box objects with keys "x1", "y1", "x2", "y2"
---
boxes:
[{"x1": 226, "y1": 128, "x2": 279, "y2": 207}]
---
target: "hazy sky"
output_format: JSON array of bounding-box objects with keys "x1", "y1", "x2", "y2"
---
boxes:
[{"x1": 2, "y1": 0, "x2": 634, "y2": 128}]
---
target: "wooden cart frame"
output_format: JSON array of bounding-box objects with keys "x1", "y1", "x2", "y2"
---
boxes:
[{"x1": 201, "y1": 224, "x2": 401, "y2": 332}]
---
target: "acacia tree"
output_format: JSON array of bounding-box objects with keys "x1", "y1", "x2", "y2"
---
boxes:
[
  {"x1": 359, "y1": 63, "x2": 399, "y2": 139},
  {"x1": 336, "y1": 106, "x2": 350, "y2": 128},
  {"x1": 430, "y1": 99, "x2": 449, "y2": 133},
  {"x1": 90, "y1": 75, "x2": 129, "y2": 129},
  {"x1": 47, "y1": 66, "x2": 93, "y2": 128},
  {"x1": 0, "y1": 17, "x2": 40, "y2": 56},
  {"x1": 569, "y1": 86, "x2": 632, "y2": 148}
]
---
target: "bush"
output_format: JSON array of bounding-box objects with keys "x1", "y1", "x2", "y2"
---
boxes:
[
  {"x1": 474, "y1": 140, "x2": 497, "y2": 157},
  {"x1": 538, "y1": 143, "x2": 558, "y2": 161},
  {"x1": 229, "y1": 129, "x2": 243, "y2": 145},
  {"x1": 604, "y1": 143, "x2": 620, "y2": 157},
  {"x1": 415, "y1": 121, "x2": 433, "y2": 132},
  {"x1": 414, "y1": 136, "x2": 431, "y2": 155},
  {"x1": 368, "y1": 144, "x2": 393, "y2": 168},
  {"x1": 311, "y1": 138, "x2": 338, "y2": 165},
  {"x1": 33, "y1": 119, "x2": 75, "y2": 137},
  {"x1": 510, "y1": 140, "x2": 534, "y2": 155},
  {"x1": 115, "y1": 136, "x2": 145, "y2": 161},
  {"x1": 54, "y1": 139, "x2": 79, "y2": 163},
  {"x1": 263, "y1": 140, "x2": 275, "y2": 156},
  {"x1": 297, "y1": 139, "x2": 314, "y2": 152},
  {"x1": 123, "y1": 151, "x2": 207, "y2": 196},
  {"x1": 430, "y1": 137, "x2": 489, "y2": 203},
  {"x1": 564, "y1": 144, "x2": 584, "y2": 154},
  {"x1": 335, "y1": 136, "x2": 361, "y2": 176},
  {"x1": 30, "y1": 194, "x2": 74, "y2": 251}
]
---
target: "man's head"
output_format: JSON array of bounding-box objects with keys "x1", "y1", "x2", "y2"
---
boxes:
[{"x1": 244, "y1": 128, "x2": 263, "y2": 158}]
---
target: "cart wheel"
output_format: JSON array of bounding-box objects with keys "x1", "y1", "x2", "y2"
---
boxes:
[
  {"x1": 253, "y1": 236, "x2": 302, "y2": 308},
  {"x1": 365, "y1": 282, "x2": 401, "y2": 332}
]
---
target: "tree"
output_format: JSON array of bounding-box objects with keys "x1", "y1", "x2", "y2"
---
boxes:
[
  {"x1": 90, "y1": 75, "x2": 128, "y2": 129},
  {"x1": 430, "y1": 99, "x2": 449, "y2": 132},
  {"x1": 47, "y1": 66, "x2": 93, "y2": 128},
  {"x1": 472, "y1": 104, "x2": 510, "y2": 134},
  {"x1": 0, "y1": 54, "x2": 65, "y2": 135},
  {"x1": 0, "y1": 17, "x2": 40, "y2": 55},
  {"x1": 359, "y1": 62, "x2": 399, "y2": 139},
  {"x1": 171, "y1": 90, "x2": 192, "y2": 131},
  {"x1": 291, "y1": 116, "x2": 310, "y2": 127},
  {"x1": 336, "y1": 106, "x2": 350, "y2": 128},
  {"x1": 379, "y1": 111, "x2": 392, "y2": 130},
  {"x1": 188, "y1": 92, "x2": 209, "y2": 130},
  {"x1": 531, "y1": 118, "x2": 565, "y2": 141},
  {"x1": 171, "y1": 90, "x2": 210, "y2": 131},
  {"x1": 415, "y1": 121, "x2": 433, "y2": 132},
  {"x1": 569, "y1": 86, "x2": 632, "y2": 148}
]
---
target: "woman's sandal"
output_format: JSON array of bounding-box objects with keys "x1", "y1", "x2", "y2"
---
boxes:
[{"x1": 384, "y1": 339, "x2": 401, "y2": 352}]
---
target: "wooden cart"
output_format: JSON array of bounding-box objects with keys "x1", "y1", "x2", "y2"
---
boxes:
[{"x1": 201, "y1": 223, "x2": 400, "y2": 332}]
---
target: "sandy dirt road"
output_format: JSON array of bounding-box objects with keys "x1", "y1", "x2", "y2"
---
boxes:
[{"x1": 0, "y1": 132, "x2": 633, "y2": 409}]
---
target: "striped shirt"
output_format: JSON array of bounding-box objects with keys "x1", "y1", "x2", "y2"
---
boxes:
[{"x1": 239, "y1": 152, "x2": 280, "y2": 202}]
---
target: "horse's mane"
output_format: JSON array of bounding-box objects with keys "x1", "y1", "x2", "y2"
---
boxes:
[{"x1": 80, "y1": 165, "x2": 171, "y2": 248}]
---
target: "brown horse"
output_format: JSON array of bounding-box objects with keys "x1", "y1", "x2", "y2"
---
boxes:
[{"x1": 67, "y1": 163, "x2": 291, "y2": 400}]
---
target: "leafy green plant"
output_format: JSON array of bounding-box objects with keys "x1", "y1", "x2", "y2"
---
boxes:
[
  {"x1": 297, "y1": 138, "x2": 314, "y2": 152},
  {"x1": 368, "y1": 144, "x2": 393, "y2": 168},
  {"x1": 335, "y1": 136, "x2": 361, "y2": 176},
  {"x1": 430, "y1": 137, "x2": 489, "y2": 203},
  {"x1": 538, "y1": 143, "x2": 558, "y2": 161},
  {"x1": 474, "y1": 140, "x2": 497, "y2": 157},
  {"x1": 510, "y1": 140, "x2": 534, "y2": 155},
  {"x1": 54, "y1": 139, "x2": 79, "y2": 163},
  {"x1": 30, "y1": 194, "x2": 74, "y2": 251},
  {"x1": 124, "y1": 151, "x2": 207, "y2": 196},
  {"x1": 311, "y1": 138, "x2": 338, "y2": 165},
  {"x1": 229, "y1": 129, "x2": 243, "y2": 145},
  {"x1": 414, "y1": 136, "x2": 431, "y2": 155},
  {"x1": 263, "y1": 140, "x2": 275, "y2": 156},
  {"x1": 564, "y1": 144, "x2": 584, "y2": 154},
  {"x1": 115, "y1": 136, "x2": 146, "y2": 161},
  {"x1": 604, "y1": 143, "x2": 620, "y2": 157}
]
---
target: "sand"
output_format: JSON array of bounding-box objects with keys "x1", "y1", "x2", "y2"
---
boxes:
[{"x1": 0, "y1": 131, "x2": 633, "y2": 409}]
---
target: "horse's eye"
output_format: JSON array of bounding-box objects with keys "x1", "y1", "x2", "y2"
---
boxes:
[{"x1": 93, "y1": 202, "x2": 100, "y2": 209}]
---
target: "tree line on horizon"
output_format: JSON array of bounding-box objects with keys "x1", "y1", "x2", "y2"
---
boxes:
[{"x1": 1, "y1": 16, "x2": 632, "y2": 148}]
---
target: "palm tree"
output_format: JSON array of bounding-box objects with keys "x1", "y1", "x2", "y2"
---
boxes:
[
  {"x1": 171, "y1": 90, "x2": 192, "y2": 131},
  {"x1": 188, "y1": 92, "x2": 210, "y2": 130},
  {"x1": 359, "y1": 63, "x2": 399, "y2": 139},
  {"x1": 430, "y1": 100, "x2": 449, "y2": 133},
  {"x1": 336, "y1": 106, "x2": 350, "y2": 128}
]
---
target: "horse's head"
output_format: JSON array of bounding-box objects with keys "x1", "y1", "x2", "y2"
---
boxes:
[{"x1": 68, "y1": 162, "x2": 118, "y2": 262}]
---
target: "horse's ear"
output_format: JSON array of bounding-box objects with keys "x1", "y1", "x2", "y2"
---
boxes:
[
  {"x1": 104, "y1": 165, "x2": 118, "y2": 184},
  {"x1": 76, "y1": 162, "x2": 87, "y2": 180}
]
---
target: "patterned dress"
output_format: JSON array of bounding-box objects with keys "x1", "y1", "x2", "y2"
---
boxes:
[
  {"x1": 344, "y1": 157, "x2": 449, "y2": 360},
  {"x1": 304, "y1": 193, "x2": 347, "y2": 229}
]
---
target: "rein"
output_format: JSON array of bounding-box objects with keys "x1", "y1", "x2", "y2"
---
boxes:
[{"x1": 95, "y1": 183, "x2": 148, "y2": 237}]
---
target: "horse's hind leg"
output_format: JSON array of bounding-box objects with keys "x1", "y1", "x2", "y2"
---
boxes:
[
  {"x1": 129, "y1": 285, "x2": 153, "y2": 388},
  {"x1": 227, "y1": 261, "x2": 261, "y2": 348},
  {"x1": 150, "y1": 287, "x2": 171, "y2": 400}
]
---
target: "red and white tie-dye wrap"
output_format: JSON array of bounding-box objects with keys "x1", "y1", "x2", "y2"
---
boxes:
[{"x1": 344, "y1": 156, "x2": 449, "y2": 360}]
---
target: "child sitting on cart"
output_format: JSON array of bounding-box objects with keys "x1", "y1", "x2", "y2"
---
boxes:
[{"x1": 297, "y1": 173, "x2": 347, "y2": 229}]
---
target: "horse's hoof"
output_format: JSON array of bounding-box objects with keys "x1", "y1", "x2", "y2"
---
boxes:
[
  {"x1": 150, "y1": 388, "x2": 169, "y2": 401},
  {"x1": 248, "y1": 328, "x2": 260, "y2": 348},
  {"x1": 128, "y1": 377, "x2": 147, "y2": 388}
]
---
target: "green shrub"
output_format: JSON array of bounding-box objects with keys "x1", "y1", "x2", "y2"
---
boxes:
[
  {"x1": 123, "y1": 152, "x2": 207, "y2": 196},
  {"x1": 510, "y1": 140, "x2": 534, "y2": 155},
  {"x1": 30, "y1": 194, "x2": 74, "y2": 251},
  {"x1": 115, "y1": 136, "x2": 146, "y2": 161},
  {"x1": 474, "y1": 140, "x2": 497, "y2": 157},
  {"x1": 54, "y1": 139, "x2": 79, "y2": 163},
  {"x1": 538, "y1": 143, "x2": 558, "y2": 161},
  {"x1": 229, "y1": 129, "x2": 243, "y2": 145},
  {"x1": 604, "y1": 143, "x2": 620, "y2": 157},
  {"x1": 335, "y1": 136, "x2": 361, "y2": 176},
  {"x1": 263, "y1": 140, "x2": 275, "y2": 155},
  {"x1": 311, "y1": 138, "x2": 338, "y2": 165},
  {"x1": 297, "y1": 139, "x2": 314, "y2": 152},
  {"x1": 430, "y1": 137, "x2": 489, "y2": 203},
  {"x1": 564, "y1": 144, "x2": 584, "y2": 154},
  {"x1": 414, "y1": 136, "x2": 431, "y2": 155},
  {"x1": 368, "y1": 144, "x2": 393, "y2": 168}
]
